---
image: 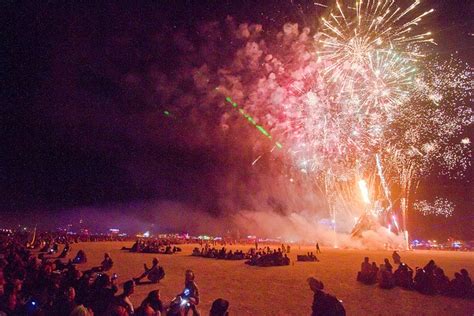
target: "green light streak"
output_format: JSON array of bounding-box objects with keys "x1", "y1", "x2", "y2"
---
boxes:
[
  {"x1": 225, "y1": 96, "x2": 283, "y2": 149},
  {"x1": 256, "y1": 125, "x2": 270, "y2": 137}
]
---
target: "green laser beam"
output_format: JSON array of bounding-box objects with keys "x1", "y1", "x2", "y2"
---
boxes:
[{"x1": 225, "y1": 96, "x2": 283, "y2": 149}]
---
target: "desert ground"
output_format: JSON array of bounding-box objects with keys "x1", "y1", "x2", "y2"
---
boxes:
[{"x1": 65, "y1": 242, "x2": 474, "y2": 315}]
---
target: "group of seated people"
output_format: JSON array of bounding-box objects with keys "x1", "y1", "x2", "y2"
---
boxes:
[
  {"x1": 357, "y1": 252, "x2": 473, "y2": 298},
  {"x1": 192, "y1": 246, "x2": 249, "y2": 260},
  {"x1": 128, "y1": 239, "x2": 182, "y2": 254},
  {"x1": 245, "y1": 248, "x2": 290, "y2": 267},
  {"x1": 0, "y1": 234, "x2": 231, "y2": 316},
  {"x1": 297, "y1": 252, "x2": 320, "y2": 262}
]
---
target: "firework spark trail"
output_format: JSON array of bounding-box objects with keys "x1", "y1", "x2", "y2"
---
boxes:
[
  {"x1": 375, "y1": 153, "x2": 392, "y2": 211},
  {"x1": 414, "y1": 198, "x2": 455, "y2": 218}
]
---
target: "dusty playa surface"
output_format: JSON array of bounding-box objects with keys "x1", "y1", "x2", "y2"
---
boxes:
[{"x1": 64, "y1": 242, "x2": 474, "y2": 315}]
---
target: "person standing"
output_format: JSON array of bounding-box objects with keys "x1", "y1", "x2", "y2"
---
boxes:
[{"x1": 316, "y1": 243, "x2": 321, "y2": 254}]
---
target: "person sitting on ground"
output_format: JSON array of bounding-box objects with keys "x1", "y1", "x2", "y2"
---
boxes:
[
  {"x1": 209, "y1": 298, "x2": 229, "y2": 316},
  {"x1": 460, "y1": 269, "x2": 472, "y2": 288},
  {"x1": 448, "y1": 269, "x2": 472, "y2": 298},
  {"x1": 357, "y1": 257, "x2": 372, "y2": 284},
  {"x1": 136, "y1": 289, "x2": 164, "y2": 316},
  {"x1": 72, "y1": 250, "x2": 87, "y2": 264},
  {"x1": 423, "y1": 260, "x2": 437, "y2": 275},
  {"x1": 101, "y1": 253, "x2": 114, "y2": 271},
  {"x1": 283, "y1": 254, "x2": 290, "y2": 265},
  {"x1": 133, "y1": 258, "x2": 165, "y2": 284},
  {"x1": 378, "y1": 264, "x2": 394, "y2": 289},
  {"x1": 447, "y1": 272, "x2": 464, "y2": 297},
  {"x1": 369, "y1": 262, "x2": 379, "y2": 284},
  {"x1": 392, "y1": 251, "x2": 401, "y2": 265},
  {"x1": 58, "y1": 242, "x2": 71, "y2": 259},
  {"x1": 433, "y1": 267, "x2": 449, "y2": 295},
  {"x1": 89, "y1": 273, "x2": 118, "y2": 315},
  {"x1": 182, "y1": 269, "x2": 200, "y2": 316},
  {"x1": 53, "y1": 286, "x2": 78, "y2": 316},
  {"x1": 393, "y1": 263, "x2": 414, "y2": 289},
  {"x1": 307, "y1": 277, "x2": 345, "y2": 316},
  {"x1": 414, "y1": 266, "x2": 436, "y2": 295},
  {"x1": 383, "y1": 258, "x2": 393, "y2": 273},
  {"x1": 108, "y1": 279, "x2": 135, "y2": 315}
]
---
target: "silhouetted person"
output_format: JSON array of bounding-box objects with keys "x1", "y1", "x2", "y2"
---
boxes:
[
  {"x1": 307, "y1": 277, "x2": 345, "y2": 316},
  {"x1": 369, "y1": 262, "x2": 379, "y2": 284},
  {"x1": 449, "y1": 269, "x2": 472, "y2": 297},
  {"x1": 101, "y1": 252, "x2": 114, "y2": 271},
  {"x1": 378, "y1": 264, "x2": 394, "y2": 289},
  {"x1": 384, "y1": 258, "x2": 393, "y2": 273},
  {"x1": 392, "y1": 251, "x2": 401, "y2": 265},
  {"x1": 423, "y1": 260, "x2": 437, "y2": 275},
  {"x1": 58, "y1": 242, "x2": 70, "y2": 258},
  {"x1": 108, "y1": 279, "x2": 135, "y2": 315},
  {"x1": 394, "y1": 263, "x2": 413, "y2": 289},
  {"x1": 134, "y1": 257, "x2": 165, "y2": 284},
  {"x1": 209, "y1": 298, "x2": 229, "y2": 316},
  {"x1": 433, "y1": 268, "x2": 449, "y2": 294},
  {"x1": 182, "y1": 269, "x2": 200, "y2": 316},
  {"x1": 357, "y1": 257, "x2": 372, "y2": 284},
  {"x1": 316, "y1": 243, "x2": 321, "y2": 254},
  {"x1": 136, "y1": 289, "x2": 164, "y2": 316},
  {"x1": 72, "y1": 250, "x2": 87, "y2": 264}
]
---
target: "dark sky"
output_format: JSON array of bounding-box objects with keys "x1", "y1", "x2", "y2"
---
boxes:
[{"x1": 2, "y1": 1, "x2": 473, "y2": 238}]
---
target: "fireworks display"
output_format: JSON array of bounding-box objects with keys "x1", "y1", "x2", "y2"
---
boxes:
[
  {"x1": 148, "y1": 0, "x2": 472, "y2": 243},
  {"x1": 227, "y1": 0, "x2": 472, "y2": 239}
]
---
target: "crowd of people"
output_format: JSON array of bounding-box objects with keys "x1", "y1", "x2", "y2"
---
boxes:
[
  {"x1": 0, "y1": 234, "x2": 231, "y2": 315},
  {"x1": 297, "y1": 252, "x2": 320, "y2": 262},
  {"x1": 1, "y1": 229, "x2": 472, "y2": 315},
  {"x1": 245, "y1": 248, "x2": 291, "y2": 267},
  {"x1": 191, "y1": 247, "x2": 248, "y2": 260},
  {"x1": 357, "y1": 251, "x2": 474, "y2": 298},
  {"x1": 128, "y1": 240, "x2": 182, "y2": 255}
]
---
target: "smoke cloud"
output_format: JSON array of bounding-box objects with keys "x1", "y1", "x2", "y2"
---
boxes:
[{"x1": 8, "y1": 12, "x2": 408, "y2": 249}]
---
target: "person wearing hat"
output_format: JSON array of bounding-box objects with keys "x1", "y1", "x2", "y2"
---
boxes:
[
  {"x1": 209, "y1": 298, "x2": 229, "y2": 316},
  {"x1": 307, "y1": 277, "x2": 345, "y2": 316}
]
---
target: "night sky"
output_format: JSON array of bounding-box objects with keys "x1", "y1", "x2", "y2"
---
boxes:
[{"x1": 2, "y1": 1, "x2": 473, "y2": 238}]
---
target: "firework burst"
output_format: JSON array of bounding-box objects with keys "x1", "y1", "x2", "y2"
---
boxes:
[
  {"x1": 317, "y1": 0, "x2": 434, "y2": 114},
  {"x1": 414, "y1": 198, "x2": 455, "y2": 217}
]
